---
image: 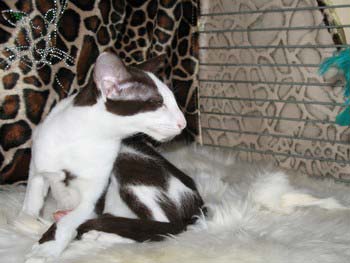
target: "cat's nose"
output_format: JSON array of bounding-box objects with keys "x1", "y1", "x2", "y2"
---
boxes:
[{"x1": 177, "y1": 118, "x2": 186, "y2": 130}]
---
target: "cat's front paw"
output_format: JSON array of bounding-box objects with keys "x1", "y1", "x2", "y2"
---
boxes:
[{"x1": 26, "y1": 241, "x2": 63, "y2": 261}]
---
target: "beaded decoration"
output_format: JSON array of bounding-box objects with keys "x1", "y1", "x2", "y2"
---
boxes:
[{"x1": 0, "y1": 0, "x2": 74, "y2": 71}]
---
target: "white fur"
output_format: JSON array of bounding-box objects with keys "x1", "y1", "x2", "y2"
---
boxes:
[
  {"x1": 167, "y1": 177, "x2": 194, "y2": 206},
  {"x1": 18, "y1": 53, "x2": 186, "y2": 260},
  {"x1": 129, "y1": 185, "x2": 169, "y2": 222},
  {"x1": 103, "y1": 176, "x2": 137, "y2": 219},
  {"x1": 1, "y1": 144, "x2": 350, "y2": 263},
  {"x1": 45, "y1": 171, "x2": 80, "y2": 211}
]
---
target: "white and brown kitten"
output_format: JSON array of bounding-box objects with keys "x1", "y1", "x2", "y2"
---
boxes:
[{"x1": 19, "y1": 52, "x2": 204, "y2": 259}]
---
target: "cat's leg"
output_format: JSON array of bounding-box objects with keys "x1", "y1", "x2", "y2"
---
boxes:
[
  {"x1": 21, "y1": 163, "x2": 50, "y2": 217},
  {"x1": 14, "y1": 165, "x2": 51, "y2": 235},
  {"x1": 27, "y1": 174, "x2": 109, "y2": 259},
  {"x1": 22, "y1": 175, "x2": 49, "y2": 217}
]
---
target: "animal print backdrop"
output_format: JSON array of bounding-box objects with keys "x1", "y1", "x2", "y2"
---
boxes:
[
  {"x1": 0, "y1": 0, "x2": 199, "y2": 183},
  {"x1": 199, "y1": 0, "x2": 350, "y2": 180}
]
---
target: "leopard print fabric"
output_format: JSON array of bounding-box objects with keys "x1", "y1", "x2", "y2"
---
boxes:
[{"x1": 0, "y1": 0, "x2": 199, "y2": 183}]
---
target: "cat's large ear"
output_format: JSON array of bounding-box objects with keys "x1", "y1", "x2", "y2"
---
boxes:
[
  {"x1": 135, "y1": 54, "x2": 167, "y2": 73},
  {"x1": 94, "y1": 52, "x2": 131, "y2": 101}
]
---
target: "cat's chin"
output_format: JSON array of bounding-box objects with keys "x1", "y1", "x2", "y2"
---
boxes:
[
  {"x1": 146, "y1": 131, "x2": 179, "y2": 143},
  {"x1": 147, "y1": 134, "x2": 176, "y2": 143},
  {"x1": 159, "y1": 135, "x2": 176, "y2": 142},
  {"x1": 146, "y1": 127, "x2": 181, "y2": 142}
]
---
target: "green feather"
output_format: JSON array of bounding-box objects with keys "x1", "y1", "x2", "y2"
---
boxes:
[
  {"x1": 320, "y1": 49, "x2": 350, "y2": 126},
  {"x1": 335, "y1": 106, "x2": 350, "y2": 126}
]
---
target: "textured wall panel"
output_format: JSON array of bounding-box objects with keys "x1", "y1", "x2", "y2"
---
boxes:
[{"x1": 199, "y1": 0, "x2": 350, "y2": 180}]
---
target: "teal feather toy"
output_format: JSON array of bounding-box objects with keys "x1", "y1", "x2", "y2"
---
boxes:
[{"x1": 319, "y1": 48, "x2": 350, "y2": 126}]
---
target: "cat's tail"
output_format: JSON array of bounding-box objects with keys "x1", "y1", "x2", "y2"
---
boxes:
[{"x1": 76, "y1": 214, "x2": 186, "y2": 242}]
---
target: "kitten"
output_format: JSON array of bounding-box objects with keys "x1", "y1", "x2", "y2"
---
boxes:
[{"x1": 20, "y1": 52, "x2": 204, "y2": 259}]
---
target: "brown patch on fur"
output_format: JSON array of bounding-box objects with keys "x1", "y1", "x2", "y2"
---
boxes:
[
  {"x1": 124, "y1": 140, "x2": 200, "y2": 192},
  {"x1": 105, "y1": 98, "x2": 162, "y2": 116},
  {"x1": 76, "y1": 214, "x2": 185, "y2": 242},
  {"x1": 94, "y1": 180, "x2": 109, "y2": 215},
  {"x1": 74, "y1": 74, "x2": 101, "y2": 106},
  {"x1": 125, "y1": 67, "x2": 158, "y2": 87},
  {"x1": 94, "y1": 193, "x2": 106, "y2": 215},
  {"x1": 63, "y1": 170, "x2": 76, "y2": 186},
  {"x1": 120, "y1": 189, "x2": 153, "y2": 220},
  {"x1": 39, "y1": 223, "x2": 57, "y2": 244},
  {"x1": 74, "y1": 60, "x2": 164, "y2": 113},
  {"x1": 115, "y1": 153, "x2": 168, "y2": 189},
  {"x1": 158, "y1": 195, "x2": 181, "y2": 222},
  {"x1": 104, "y1": 67, "x2": 163, "y2": 116}
]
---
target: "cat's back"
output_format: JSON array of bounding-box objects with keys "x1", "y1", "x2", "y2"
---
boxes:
[
  {"x1": 30, "y1": 96, "x2": 75, "y2": 171},
  {"x1": 33, "y1": 95, "x2": 75, "y2": 140},
  {"x1": 31, "y1": 94, "x2": 112, "y2": 172}
]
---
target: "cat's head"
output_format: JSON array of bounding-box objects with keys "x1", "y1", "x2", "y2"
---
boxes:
[{"x1": 91, "y1": 52, "x2": 186, "y2": 141}]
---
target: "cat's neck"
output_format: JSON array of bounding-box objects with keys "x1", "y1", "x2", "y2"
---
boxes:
[{"x1": 50, "y1": 94, "x2": 133, "y2": 141}]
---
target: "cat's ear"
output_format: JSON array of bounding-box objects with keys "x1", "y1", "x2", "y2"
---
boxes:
[
  {"x1": 94, "y1": 52, "x2": 131, "y2": 101},
  {"x1": 135, "y1": 54, "x2": 167, "y2": 73}
]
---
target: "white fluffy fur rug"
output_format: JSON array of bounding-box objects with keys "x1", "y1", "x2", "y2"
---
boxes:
[{"x1": 1, "y1": 145, "x2": 350, "y2": 263}]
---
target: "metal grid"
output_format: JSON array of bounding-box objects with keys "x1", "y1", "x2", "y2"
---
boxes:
[{"x1": 198, "y1": 1, "x2": 350, "y2": 180}]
